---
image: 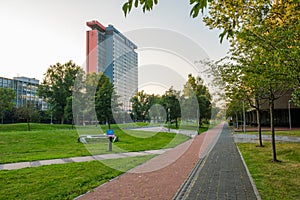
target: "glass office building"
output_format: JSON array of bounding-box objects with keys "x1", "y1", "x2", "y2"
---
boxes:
[
  {"x1": 86, "y1": 20, "x2": 138, "y2": 111},
  {"x1": 0, "y1": 76, "x2": 46, "y2": 110}
]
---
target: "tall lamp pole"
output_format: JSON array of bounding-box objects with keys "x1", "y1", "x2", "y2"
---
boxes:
[
  {"x1": 288, "y1": 99, "x2": 292, "y2": 130},
  {"x1": 50, "y1": 104, "x2": 53, "y2": 124},
  {"x1": 168, "y1": 108, "x2": 170, "y2": 132},
  {"x1": 243, "y1": 100, "x2": 246, "y2": 133}
]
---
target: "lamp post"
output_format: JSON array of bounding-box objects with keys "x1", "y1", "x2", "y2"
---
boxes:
[
  {"x1": 288, "y1": 99, "x2": 292, "y2": 130},
  {"x1": 243, "y1": 100, "x2": 246, "y2": 133},
  {"x1": 50, "y1": 104, "x2": 53, "y2": 124},
  {"x1": 168, "y1": 108, "x2": 170, "y2": 132}
]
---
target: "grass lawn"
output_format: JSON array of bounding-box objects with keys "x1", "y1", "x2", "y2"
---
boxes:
[
  {"x1": 0, "y1": 155, "x2": 155, "y2": 200},
  {"x1": 238, "y1": 142, "x2": 300, "y2": 200},
  {"x1": 0, "y1": 129, "x2": 91, "y2": 164},
  {"x1": 0, "y1": 123, "x2": 73, "y2": 132},
  {"x1": 0, "y1": 123, "x2": 189, "y2": 164}
]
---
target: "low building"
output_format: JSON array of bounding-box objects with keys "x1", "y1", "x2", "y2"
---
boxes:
[
  {"x1": 0, "y1": 76, "x2": 46, "y2": 110},
  {"x1": 245, "y1": 90, "x2": 300, "y2": 127}
]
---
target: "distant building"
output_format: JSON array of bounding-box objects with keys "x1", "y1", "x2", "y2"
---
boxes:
[
  {"x1": 243, "y1": 90, "x2": 300, "y2": 127},
  {"x1": 0, "y1": 76, "x2": 46, "y2": 110},
  {"x1": 86, "y1": 20, "x2": 138, "y2": 111}
]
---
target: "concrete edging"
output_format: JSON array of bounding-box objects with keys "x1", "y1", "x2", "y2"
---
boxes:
[{"x1": 236, "y1": 144, "x2": 262, "y2": 200}]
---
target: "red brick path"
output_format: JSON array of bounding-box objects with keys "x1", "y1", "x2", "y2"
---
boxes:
[{"x1": 78, "y1": 123, "x2": 223, "y2": 200}]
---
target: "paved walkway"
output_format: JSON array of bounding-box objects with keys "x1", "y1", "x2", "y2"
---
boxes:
[
  {"x1": 77, "y1": 123, "x2": 223, "y2": 200},
  {"x1": 132, "y1": 126, "x2": 198, "y2": 138},
  {"x1": 177, "y1": 124, "x2": 259, "y2": 200},
  {"x1": 0, "y1": 149, "x2": 170, "y2": 170},
  {"x1": 233, "y1": 134, "x2": 300, "y2": 143}
]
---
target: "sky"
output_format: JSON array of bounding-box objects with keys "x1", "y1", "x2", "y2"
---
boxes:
[{"x1": 0, "y1": 0, "x2": 229, "y2": 95}]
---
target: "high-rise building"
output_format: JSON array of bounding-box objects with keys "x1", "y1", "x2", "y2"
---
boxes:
[{"x1": 86, "y1": 20, "x2": 138, "y2": 111}]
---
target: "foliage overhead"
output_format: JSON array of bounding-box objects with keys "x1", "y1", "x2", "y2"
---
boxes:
[{"x1": 122, "y1": 0, "x2": 299, "y2": 42}]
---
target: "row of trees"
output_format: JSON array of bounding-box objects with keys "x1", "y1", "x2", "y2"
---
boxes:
[
  {"x1": 0, "y1": 61, "x2": 118, "y2": 130},
  {"x1": 123, "y1": 0, "x2": 300, "y2": 162},
  {"x1": 0, "y1": 88, "x2": 41, "y2": 130},
  {"x1": 206, "y1": 1, "x2": 300, "y2": 162},
  {"x1": 1, "y1": 61, "x2": 212, "y2": 130},
  {"x1": 130, "y1": 74, "x2": 212, "y2": 128},
  {"x1": 38, "y1": 61, "x2": 213, "y2": 129},
  {"x1": 38, "y1": 61, "x2": 119, "y2": 128}
]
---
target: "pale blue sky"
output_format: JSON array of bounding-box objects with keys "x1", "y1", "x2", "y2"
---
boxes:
[{"x1": 0, "y1": 0, "x2": 229, "y2": 85}]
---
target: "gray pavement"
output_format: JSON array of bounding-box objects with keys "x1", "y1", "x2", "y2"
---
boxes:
[
  {"x1": 177, "y1": 123, "x2": 260, "y2": 200},
  {"x1": 0, "y1": 149, "x2": 170, "y2": 171},
  {"x1": 233, "y1": 133, "x2": 300, "y2": 143},
  {"x1": 131, "y1": 126, "x2": 198, "y2": 138}
]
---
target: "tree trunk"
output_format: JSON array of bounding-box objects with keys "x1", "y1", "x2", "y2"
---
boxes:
[
  {"x1": 235, "y1": 113, "x2": 239, "y2": 129},
  {"x1": 107, "y1": 117, "x2": 111, "y2": 129},
  {"x1": 257, "y1": 109, "x2": 263, "y2": 147},
  {"x1": 27, "y1": 118, "x2": 31, "y2": 131},
  {"x1": 256, "y1": 99, "x2": 263, "y2": 147},
  {"x1": 61, "y1": 115, "x2": 64, "y2": 124},
  {"x1": 270, "y1": 98, "x2": 278, "y2": 162},
  {"x1": 175, "y1": 118, "x2": 178, "y2": 129}
]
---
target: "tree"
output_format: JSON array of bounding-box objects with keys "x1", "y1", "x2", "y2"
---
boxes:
[
  {"x1": 211, "y1": 57, "x2": 267, "y2": 147},
  {"x1": 95, "y1": 74, "x2": 120, "y2": 129},
  {"x1": 38, "y1": 61, "x2": 83, "y2": 124},
  {"x1": 16, "y1": 102, "x2": 40, "y2": 131},
  {"x1": 0, "y1": 88, "x2": 15, "y2": 124},
  {"x1": 183, "y1": 74, "x2": 211, "y2": 126},
  {"x1": 64, "y1": 96, "x2": 74, "y2": 125},
  {"x1": 161, "y1": 87, "x2": 181, "y2": 128},
  {"x1": 130, "y1": 90, "x2": 160, "y2": 122}
]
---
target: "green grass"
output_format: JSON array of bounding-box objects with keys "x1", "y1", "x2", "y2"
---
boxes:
[
  {"x1": 115, "y1": 130, "x2": 189, "y2": 151},
  {"x1": 0, "y1": 124, "x2": 189, "y2": 164},
  {"x1": 0, "y1": 155, "x2": 155, "y2": 200},
  {"x1": 238, "y1": 142, "x2": 300, "y2": 200},
  {"x1": 0, "y1": 122, "x2": 149, "y2": 133},
  {"x1": 0, "y1": 129, "x2": 90, "y2": 164},
  {"x1": 0, "y1": 123, "x2": 73, "y2": 132}
]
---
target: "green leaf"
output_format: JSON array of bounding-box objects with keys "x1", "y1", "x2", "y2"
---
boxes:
[
  {"x1": 219, "y1": 30, "x2": 227, "y2": 43},
  {"x1": 122, "y1": 3, "x2": 129, "y2": 17}
]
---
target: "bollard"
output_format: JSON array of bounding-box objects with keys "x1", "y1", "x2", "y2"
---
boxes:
[
  {"x1": 106, "y1": 129, "x2": 115, "y2": 152},
  {"x1": 108, "y1": 137, "x2": 113, "y2": 151}
]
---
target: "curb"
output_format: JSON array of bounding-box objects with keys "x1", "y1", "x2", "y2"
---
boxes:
[{"x1": 236, "y1": 144, "x2": 262, "y2": 200}]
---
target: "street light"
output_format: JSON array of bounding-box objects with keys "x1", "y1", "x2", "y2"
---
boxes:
[
  {"x1": 243, "y1": 100, "x2": 246, "y2": 133},
  {"x1": 168, "y1": 108, "x2": 170, "y2": 132},
  {"x1": 49, "y1": 104, "x2": 53, "y2": 124},
  {"x1": 288, "y1": 99, "x2": 292, "y2": 130}
]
